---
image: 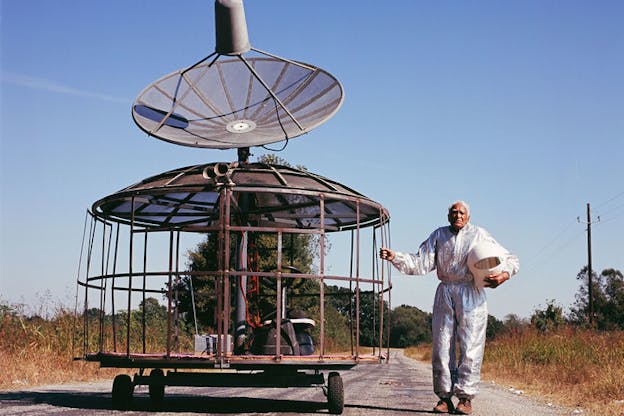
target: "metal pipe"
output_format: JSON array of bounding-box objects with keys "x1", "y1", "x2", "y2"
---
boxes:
[
  {"x1": 216, "y1": 189, "x2": 226, "y2": 358},
  {"x1": 126, "y1": 196, "x2": 135, "y2": 357},
  {"x1": 111, "y1": 223, "x2": 120, "y2": 352},
  {"x1": 142, "y1": 231, "x2": 148, "y2": 354},
  {"x1": 98, "y1": 220, "x2": 106, "y2": 351},
  {"x1": 84, "y1": 215, "x2": 97, "y2": 353},
  {"x1": 319, "y1": 195, "x2": 325, "y2": 358},
  {"x1": 73, "y1": 210, "x2": 89, "y2": 359},
  {"x1": 174, "y1": 231, "x2": 181, "y2": 352},
  {"x1": 214, "y1": 0, "x2": 251, "y2": 55},
  {"x1": 355, "y1": 200, "x2": 360, "y2": 358},
  {"x1": 235, "y1": 231, "x2": 248, "y2": 352},
  {"x1": 101, "y1": 222, "x2": 113, "y2": 352},
  {"x1": 276, "y1": 231, "x2": 282, "y2": 359},
  {"x1": 224, "y1": 189, "x2": 232, "y2": 358},
  {"x1": 167, "y1": 231, "x2": 174, "y2": 356},
  {"x1": 348, "y1": 229, "x2": 354, "y2": 356}
]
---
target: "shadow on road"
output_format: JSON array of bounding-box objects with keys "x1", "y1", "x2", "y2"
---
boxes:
[
  {"x1": 0, "y1": 390, "x2": 328, "y2": 413},
  {"x1": 1, "y1": 390, "x2": 438, "y2": 414}
]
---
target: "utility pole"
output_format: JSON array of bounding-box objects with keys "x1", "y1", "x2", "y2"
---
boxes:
[
  {"x1": 586, "y1": 203, "x2": 594, "y2": 327},
  {"x1": 578, "y1": 203, "x2": 600, "y2": 327}
]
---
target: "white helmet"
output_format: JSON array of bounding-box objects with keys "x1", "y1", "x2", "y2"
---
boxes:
[{"x1": 468, "y1": 240, "x2": 505, "y2": 290}]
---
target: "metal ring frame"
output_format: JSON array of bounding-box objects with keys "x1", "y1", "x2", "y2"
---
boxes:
[{"x1": 75, "y1": 182, "x2": 392, "y2": 371}]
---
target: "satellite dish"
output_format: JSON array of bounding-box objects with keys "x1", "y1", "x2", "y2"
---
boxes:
[{"x1": 132, "y1": 0, "x2": 344, "y2": 149}]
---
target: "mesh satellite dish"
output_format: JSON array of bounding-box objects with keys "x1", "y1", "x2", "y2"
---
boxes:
[{"x1": 132, "y1": 0, "x2": 344, "y2": 149}]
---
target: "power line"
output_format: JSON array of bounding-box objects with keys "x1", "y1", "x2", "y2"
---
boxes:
[
  {"x1": 522, "y1": 220, "x2": 580, "y2": 273},
  {"x1": 594, "y1": 191, "x2": 624, "y2": 211},
  {"x1": 594, "y1": 201, "x2": 624, "y2": 219}
]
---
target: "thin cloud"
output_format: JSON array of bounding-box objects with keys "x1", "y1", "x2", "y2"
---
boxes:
[{"x1": 1, "y1": 72, "x2": 129, "y2": 103}]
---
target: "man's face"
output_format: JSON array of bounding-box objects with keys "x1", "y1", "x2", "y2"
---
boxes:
[{"x1": 448, "y1": 203, "x2": 470, "y2": 231}]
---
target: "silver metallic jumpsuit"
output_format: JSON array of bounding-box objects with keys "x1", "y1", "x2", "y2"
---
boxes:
[{"x1": 391, "y1": 223, "x2": 519, "y2": 400}]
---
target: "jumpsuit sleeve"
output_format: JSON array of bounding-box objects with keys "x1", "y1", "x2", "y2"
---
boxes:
[
  {"x1": 503, "y1": 251, "x2": 520, "y2": 277},
  {"x1": 390, "y1": 231, "x2": 438, "y2": 276}
]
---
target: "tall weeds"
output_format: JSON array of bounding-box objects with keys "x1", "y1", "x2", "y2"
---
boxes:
[
  {"x1": 482, "y1": 326, "x2": 624, "y2": 414},
  {"x1": 0, "y1": 301, "x2": 119, "y2": 390},
  {"x1": 405, "y1": 326, "x2": 624, "y2": 415}
]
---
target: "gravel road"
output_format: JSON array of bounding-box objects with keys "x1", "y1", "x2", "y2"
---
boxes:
[{"x1": 0, "y1": 350, "x2": 578, "y2": 415}]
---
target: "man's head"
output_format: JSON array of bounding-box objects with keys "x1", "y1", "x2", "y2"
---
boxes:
[{"x1": 447, "y1": 200, "x2": 470, "y2": 232}]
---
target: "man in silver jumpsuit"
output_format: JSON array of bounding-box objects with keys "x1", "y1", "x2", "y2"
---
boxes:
[{"x1": 380, "y1": 201, "x2": 519, "y2": 414}]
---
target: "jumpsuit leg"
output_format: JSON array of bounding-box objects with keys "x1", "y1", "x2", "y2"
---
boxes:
[
  {"x1": 453, "y1": 285, "x2": 488, "y2": 399},
  {"x1": 431, "y1": 283, "x2": 455, "y2": 399}
]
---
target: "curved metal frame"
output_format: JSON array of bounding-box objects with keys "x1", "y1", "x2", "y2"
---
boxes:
[{"x1": 75, "y1": 169, "x2": 392, "y2": 372}]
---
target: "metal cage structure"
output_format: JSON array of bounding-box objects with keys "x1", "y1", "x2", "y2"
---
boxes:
[{"x1": 74, "y1": 162, "x2": 391, "y2": 412}]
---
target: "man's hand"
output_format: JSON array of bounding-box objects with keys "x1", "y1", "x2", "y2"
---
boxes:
[
  {"x1": 379, "y1": 247, "x2": 395, "y2": 261},
  {"x1": 484, "y1": 271, "x2": 510, "y2": 288}
]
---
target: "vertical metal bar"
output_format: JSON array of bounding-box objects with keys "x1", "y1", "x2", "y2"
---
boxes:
[
  {"x1": 98, "y1": 220, "x2": 106, "y2": 351},
  {"x1": 319, "y1": 195, "x2": 325, "y2": 358},
  {"x1": 83, "y1": 216, "x2": 96, "y2": 354},
  {"x1": 348, "y1": 229, "x2": 355, "y2": 356},
  {"x1": 72, "y1": 210, "x2": 89, "y2": 359},
  {"x1": 371, "y1": 227, "x2": 378, "y2": 356},
  {"x1": 376, "y1": 224, "x2": 384, "y2": 356},
  {"x1": 142, "y1": 231, "x2": 148, "y2": 354},
  {"x1": 215, "y1": 272, "x2": 223, "y2": 356},
  {"x1": 174, "y1": 231, "x2": 181, "y2": 352},
  {"x1": 275, "y1": 231, "x2": 282, "y2": 359},
  {"x1": 378, "y1": 216, "x2": 386, "y2": 358},
  {"x1": 382, "y1": 214, "x2": 392, "y2": 361},
  {"x1": 102, "y1": 222, "x2": 113, "y2": 351},
  {"x1": 111, "y1": 223, "x2": 120, "y2": 352},
  {"x1": 223, "y1": 188, "x2": 231, "y2": 358},
  {"x1": 355, "y1": 200, "x2": 360, "y2": 358},
  {"x1": 126, "y1": 196, "x2": 135, "y2": 357},
  {"x1": 235, "y1": 230, "x2": 248, "y2": 352},
  {"x1": 216, "y1": 189, "x2": 225, "y2": 358},
  {"x1": 167, "y1": 230, "x2": 174, "y2": 357}
]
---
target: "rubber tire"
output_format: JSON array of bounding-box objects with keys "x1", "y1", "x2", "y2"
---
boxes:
[
  {"x1": 112, "y1": 374, "x2": 133, "y2": 410},
  {"x1": 327, "y1": 371, "x2": 344, "y2": 414},
  {"x1": 148, "y1": 368, "x2": 165, "y2": 406}
]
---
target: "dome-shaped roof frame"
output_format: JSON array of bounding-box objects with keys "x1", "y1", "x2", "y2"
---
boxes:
[{"x1": 93, "y1": 162, "x2": 388, "y2": 231}]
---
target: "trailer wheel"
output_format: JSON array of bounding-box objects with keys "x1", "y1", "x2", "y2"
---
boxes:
[
  {"x1": 112, "y1": 374, "x2": 133, "y2": 410},
  {"x1": 327, "y1": 371, "x2": 344, "y2": 414},
  {"x1": 148, "y1": 368, "x2": 165, "y2": 405}
]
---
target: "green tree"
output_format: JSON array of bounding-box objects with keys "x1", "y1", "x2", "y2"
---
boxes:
[
  {"x1": 502, "y1": 313, "x2": 528, "y2": 334},
  {"x1": 601, "y1": 268, "x2": 624, "y2": 329},
  {"x1": 531, "y1": 300, "x2": 564, "y2": 332},
  {"x1": 486, "y1": 314, "x2": 504, "y2": 339},
  {"x1": 389, "y1": 305, "x2": 432, "y2": 347},
  {"x1": 569, "y1": 267, "x2": 624, "y2": 330}
]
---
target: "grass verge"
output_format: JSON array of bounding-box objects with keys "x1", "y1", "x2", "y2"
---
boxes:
[{"x1": 405, "y1": 326, "x2": 624, "y2": 416}]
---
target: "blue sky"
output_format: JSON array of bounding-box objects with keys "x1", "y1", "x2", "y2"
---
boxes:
[{"x1": 1, "y1": 1, "x2": 622, "y2": 320}]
